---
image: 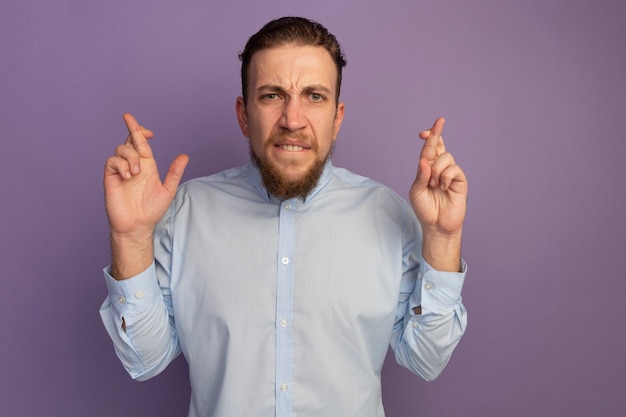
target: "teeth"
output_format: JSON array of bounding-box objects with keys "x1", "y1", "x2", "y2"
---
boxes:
[{"x1": 280, "y1": 145, "x2": 304, "y2": 151}]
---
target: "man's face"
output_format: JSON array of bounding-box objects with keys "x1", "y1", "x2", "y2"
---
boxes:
[{"x1": 236, "y1": 44, "x2": 345, "y2": 199}]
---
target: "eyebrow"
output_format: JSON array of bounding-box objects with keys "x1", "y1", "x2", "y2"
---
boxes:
[{"x1": 257, "y1": 84, "x2": 333, "y2": 95}]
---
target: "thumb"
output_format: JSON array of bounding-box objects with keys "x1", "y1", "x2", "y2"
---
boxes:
[{"x1": 162, "y1": 154, "x2": 190, "y2": 195}]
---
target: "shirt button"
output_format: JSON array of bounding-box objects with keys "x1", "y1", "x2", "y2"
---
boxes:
[
  {"x1": 280, "y1": 319, "x2": 288, "y2": 328},
  {"x1": 135, "y1": 291, "x2": 144, "y2": 299},
  {"x1": 424, "y1": 282, "x2": 434, "y2": 291},
  {"x1": 281, "y1": 257, "x2": 289, "y2": 265},
  {"x1": 280, "y1": 384, "x2": 288, "y2": 392},
  {"x1": 412, "y1": 322, "x2": 419, "y2": 329},
  {"x1": 118, "y1": 296, "x2": 126, "y2": 304},
  {"x1": 284, "y1": 204, "x2": 291, "y2": 210}
]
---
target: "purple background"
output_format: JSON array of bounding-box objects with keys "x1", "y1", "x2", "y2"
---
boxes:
[{"x1": 1, "y1": 0, "x2": 625, "y2": 416}]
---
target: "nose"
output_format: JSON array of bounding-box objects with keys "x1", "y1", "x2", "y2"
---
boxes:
[{"x1": 279, "y1": 97, "x2": 306, "y2": 131}]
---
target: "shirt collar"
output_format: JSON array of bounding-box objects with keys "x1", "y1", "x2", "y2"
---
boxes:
[{"x1": 246, "y1": 159, "x2": 334, "y2": 204}]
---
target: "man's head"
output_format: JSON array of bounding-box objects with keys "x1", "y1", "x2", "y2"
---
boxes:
[
  {"x1": 238, "y1": 17, "x2": 347, "y2": 105},
  {"x1": 236, "y1": 17, "x2": 347, "y2": 200}
]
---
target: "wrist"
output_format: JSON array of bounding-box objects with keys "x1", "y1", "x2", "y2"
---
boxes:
[
  {"x1": 421, "y1": 230, "x2": 462, "y2": 272},
  {"x1": 109, "y1": 231, "x2": 154, "y2": 280},
  {"x1": 110, "y1": 228, "x2": 153, "y2": 244}
]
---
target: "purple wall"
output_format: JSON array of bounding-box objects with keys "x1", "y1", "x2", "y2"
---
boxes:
[{"x1": 2, "y1": 0, "x2": 625, "y2": 416}]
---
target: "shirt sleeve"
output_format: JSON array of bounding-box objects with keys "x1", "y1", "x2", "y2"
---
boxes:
[
  {"x1": 390, "y1": 252, "x2": 468, "y2": 381},
  {"x1": 99, "y1": 262, "x2": 181, "y2": 381}
]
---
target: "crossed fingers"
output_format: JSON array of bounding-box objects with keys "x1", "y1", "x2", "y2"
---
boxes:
[
  {"x1": 418, "y1": 117, "x2": 463, "y2": 191},
  {"x1": 106, "y1": 113, "x2": 154, "y2": 180}
]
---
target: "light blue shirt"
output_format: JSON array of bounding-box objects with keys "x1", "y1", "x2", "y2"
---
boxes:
[{"x1": 100, "y1": 161, "x2": 467, "y2": 417}]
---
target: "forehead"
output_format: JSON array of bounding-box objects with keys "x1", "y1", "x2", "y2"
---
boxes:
[{"x1": 247, "y1": 44, "x2": 338, "y2": 91}]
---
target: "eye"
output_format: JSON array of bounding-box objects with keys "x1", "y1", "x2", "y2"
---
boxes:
[
  {"x1": 262, "y1": 93, "x2": 279, "y2": 100},
  {"x1": 309, "y1": 93, "x2": 325, "y2": 102}
]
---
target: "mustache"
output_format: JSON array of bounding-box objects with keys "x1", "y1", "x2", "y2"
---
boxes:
[{"x1": 268, "y1": 131, "x2": 317, "y2": 148}]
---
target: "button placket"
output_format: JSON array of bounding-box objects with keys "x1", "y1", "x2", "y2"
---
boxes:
[{"x1": 275, "y1": 199, "x2": 296, "y2": 414}]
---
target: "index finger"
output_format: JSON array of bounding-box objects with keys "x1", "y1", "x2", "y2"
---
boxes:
[
  {"x1": 123, "y1": 113, "x2": 154, "y2": 159},
  {"x1": 419, "y1": 117, "x2": 446, "y2": 161}
]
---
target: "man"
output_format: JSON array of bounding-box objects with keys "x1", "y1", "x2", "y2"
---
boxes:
[{"x1": 101, "y1": 16, "x2": 468, "y2": 417}]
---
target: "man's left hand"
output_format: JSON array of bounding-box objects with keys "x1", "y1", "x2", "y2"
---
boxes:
[{"x1": 410, "y1": 117, "x2": 468, "y2": 271}]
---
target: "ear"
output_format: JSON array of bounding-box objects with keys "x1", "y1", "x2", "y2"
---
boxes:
[
  {"x1": 236, "y1": 96, "x2": 250, "y2": 137},
  {"x1": 332, "y1": 101, "x2": 345, "y2": 141}
]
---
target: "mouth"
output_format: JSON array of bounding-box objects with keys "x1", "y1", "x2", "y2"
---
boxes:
[
  {"x1": 276, "y1": 144, "x2": 308, "y2": 152},
  {"x1": 269, "y1": 132, "x2": 315, "y2": 155}
]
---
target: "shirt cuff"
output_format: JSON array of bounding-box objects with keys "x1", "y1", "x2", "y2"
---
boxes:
[
  {"x1": 409, "y1": 258, "x2": 467, "y2": 315},
  {"x1": 102, "y1": 262, "x2": 162, "y2": 319}
]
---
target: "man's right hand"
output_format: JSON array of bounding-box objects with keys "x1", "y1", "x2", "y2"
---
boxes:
[{"x1": 104, "y1": 113, "x2": 189, "y2": 279}]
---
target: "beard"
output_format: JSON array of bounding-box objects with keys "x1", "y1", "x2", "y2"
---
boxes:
[{"x1": 250, "y1": 136, "x2": 332, "y2": 200}]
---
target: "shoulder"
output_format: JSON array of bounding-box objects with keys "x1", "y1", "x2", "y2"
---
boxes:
[
  {"x1": 167, "y1": 165, "x2": 259, "y2": 214},
  {"x1": 176, "y1": 166, "x2": 249, "y2": 196},
  {"x1": 329, "y1": 165, "x2": 409, "y2": 207},
  {"x1": 326, "y1": 165, "x2": 421, "y2": 241}
]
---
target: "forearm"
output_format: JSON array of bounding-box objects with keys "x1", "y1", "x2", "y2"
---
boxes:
[
  {"x1": 110, "y1": 231, "x2": 155, "y2": 280},
  {"x1": 392, "y1": 258, "x2": 467, "y2": 380},
  {"x1": 394, "y1": 301, "x2": 467, "y2": 381},
  {"x1": 421, "y1": 229, "x2": 462, "y2": 272},
  {"x1": 100, "y1": 264, "x2": 180, "y2": 380}
]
